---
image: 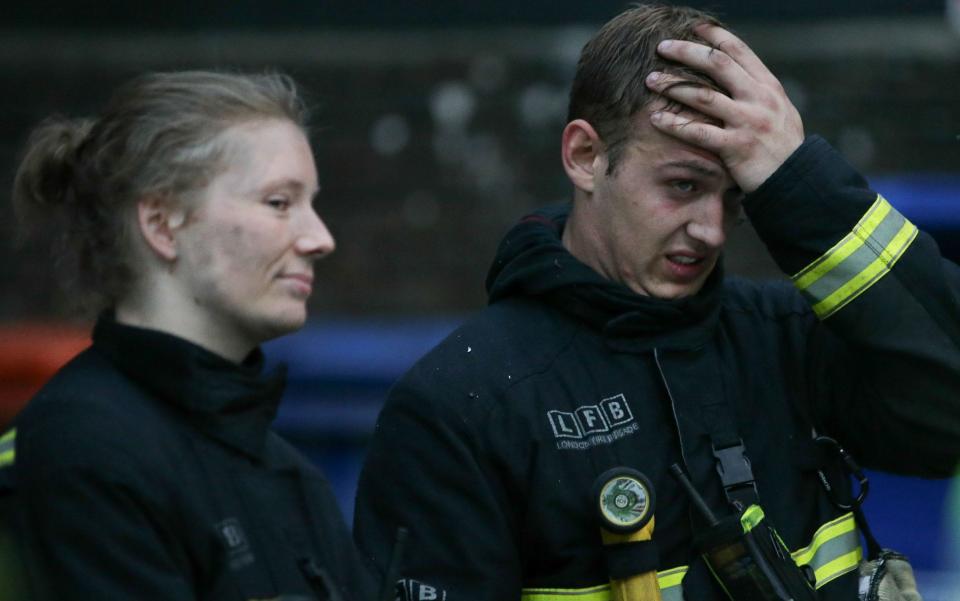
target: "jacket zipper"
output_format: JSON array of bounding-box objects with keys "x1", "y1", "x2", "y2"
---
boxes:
[{"x1": 653, "y1": 347, "x2": 690, "y2": 472}]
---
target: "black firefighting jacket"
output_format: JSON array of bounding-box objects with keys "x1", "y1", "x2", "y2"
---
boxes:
[
  {"x1": 0, "y1": 316, "x2": 375, "y2": 600},
  {"x1": 353, "y1": 136, "x2": 960, "y2": 601}
]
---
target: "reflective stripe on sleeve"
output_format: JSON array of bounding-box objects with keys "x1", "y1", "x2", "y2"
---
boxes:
[
  {"x1": 791, "y1": 512, "x2": 862, "y2": 587},
  {"x1": 521, "y1": 584, "x2": 610, "y2": 601},
  {"x1": 791, "y1": 194, "x2": 918, "y2": 320},
  {"x1": 0, "y1": 428, "x2": 15, "y2": 468},
  {"x1": 519, "y1": 512, "x2": 860, "y2": 600}
]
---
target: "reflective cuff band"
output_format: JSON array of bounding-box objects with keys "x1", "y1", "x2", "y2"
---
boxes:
[
  {"x1": 0, "y1": 428, "x2": 15, "y2": 468},
  {"x1": 791, "y1": 512, "x2": 862, "y2": 587},
  {"x1": 792, "y1": 194, "x2": 918, "y2": 320},
  {"x1": 519, "y1": 513, "x2": 860, "y2": 601}
]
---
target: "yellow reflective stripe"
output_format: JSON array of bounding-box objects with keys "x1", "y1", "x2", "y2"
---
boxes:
[
  {"x1": 793, "y1": 197, "x2": 891, "y2": 290},
  {"x1": 659, "y1": 581, "x2": 685, "y2": 601},
  {"x1": 657, "y1": 566, "x2": 687, "y2": 590},
  {"x1": 789, "y1": 512, "x2": 861, "y2": 588},
  {"x1": 791, "y1": 512, "x2": 856, "y2": 566},
  {"x1": 791, "y1": 194, "x2": 918, "y2": 320},
  {"x1": 811, "y1": 220, "x2": 917, "y2": 319},
  {"x1": 0, "y1": 428, "x2": 15, "y2": 468},
  {"x1": 740, "y1": 505, "x2": 765, "y2": 533},
  {"x1": 521, "y1": 584, "x2": 610, "y2": 600},
  {"x1": 813, "y1": 548, "x2": 863, "y2": 587},
  {"x1": 520, "y1": 567, "x2": 688, "y2": 601}
]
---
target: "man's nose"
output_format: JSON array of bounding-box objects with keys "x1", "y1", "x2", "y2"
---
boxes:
[{"x1": 685, "y1": 195, "x2": 727, "y2": 249}]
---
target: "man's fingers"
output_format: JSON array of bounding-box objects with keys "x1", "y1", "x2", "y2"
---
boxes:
[
  {"x1": 648, "y1": 110, "x2": 728, "y2": 154},
  {"x1": 692, "y1": 24, "x2": 779, "y2": 87},
  {"x1": 645, "y1": 72, "x2": 738, "y2": 124},
  {"x1": 650, "y1": 26, "x2": 804, "y2": 192},
  {"x1": 655, "y1": 39, "x2": 752, "y2": 98}
]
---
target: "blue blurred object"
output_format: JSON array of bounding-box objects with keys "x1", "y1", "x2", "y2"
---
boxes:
[
  {"x1": 863, "y1": 471, "x2": 952, "y2": 569},
  {"x1": 264, "y1": 317, "x2": 461, "y2": 523},
  {"x1": 873, "y1": 175, "x2": 960, "y2": 227}
]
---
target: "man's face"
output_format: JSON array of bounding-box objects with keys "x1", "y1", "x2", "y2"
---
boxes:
[{"x1": 585, "y1": 109, "x2": 742, "y2": 299}]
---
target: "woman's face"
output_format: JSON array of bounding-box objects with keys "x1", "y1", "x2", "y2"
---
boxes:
[{"x1": 174, "y1": 118, "x2": 334, "y2": 349}]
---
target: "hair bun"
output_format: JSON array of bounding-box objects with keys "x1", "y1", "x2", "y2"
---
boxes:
[{"x1": 13, "y1": 117, "x2": 94, "y2": 217}]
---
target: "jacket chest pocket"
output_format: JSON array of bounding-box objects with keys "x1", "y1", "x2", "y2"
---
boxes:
[{"x1": 202, "y1": 469, "x2": 333, "y2": 600}]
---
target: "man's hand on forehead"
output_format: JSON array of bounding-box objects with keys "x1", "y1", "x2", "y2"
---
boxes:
[{"x1": 643, "y1": 24, "x2": 804, "y2": 193}]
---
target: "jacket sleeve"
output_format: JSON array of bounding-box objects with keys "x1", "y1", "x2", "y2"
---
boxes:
[
  {"x1": 12, "y1": 422, "x2": 194, "y2": 600},
  {"x1": 353, "y1": 376, "x2": 522, "y2": 601},
  {"x1": 745, "y1": 135, "x2": 960, "y2": 476}
]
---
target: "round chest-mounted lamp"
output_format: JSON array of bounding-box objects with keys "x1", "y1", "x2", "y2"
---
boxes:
[{"x1": 594, "y1": 467, "x2": 656, "y2": 534}]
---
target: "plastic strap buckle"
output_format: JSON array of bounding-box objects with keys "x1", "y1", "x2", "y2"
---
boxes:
[{"x1": 712, "y1": 440, "x2": 759, "y2": 507}]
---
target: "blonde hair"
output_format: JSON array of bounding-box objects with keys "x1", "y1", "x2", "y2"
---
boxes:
[{"x1": 13, "y1": 70, "x2": 308, "y2": 310}]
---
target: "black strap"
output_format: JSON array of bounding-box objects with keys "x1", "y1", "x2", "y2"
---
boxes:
[
  {"x1": 782, "y1": 389, "x2": 884, "y2": 560},
  {"x1": 603, "y1": 539, "x2": 660, "y2": 580},
  {"x1": 811, "y1": 436, "x2": 882, "y2": 560},
  {"x1": 692, "y1": 343, "x2": 761, "y2": 509}
]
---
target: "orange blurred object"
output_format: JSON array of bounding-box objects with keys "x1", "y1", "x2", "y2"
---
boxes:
[{"x1": 0, "y1": 322, "x2": 91, "y2": 429}]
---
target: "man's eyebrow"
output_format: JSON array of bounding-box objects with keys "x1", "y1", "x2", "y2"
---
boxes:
[{"x1": 659, "y1": 160, "x2": 723, "y2": 179}]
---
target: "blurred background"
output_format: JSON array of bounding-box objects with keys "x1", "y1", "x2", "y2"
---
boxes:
[{"x1": 1, "y1": 0, "x2": 959, "y2": 594}]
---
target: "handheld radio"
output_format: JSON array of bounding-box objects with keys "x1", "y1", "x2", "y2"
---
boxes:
[{"x1": 669, "y1": 464, "x2": 819, "y2": 601}]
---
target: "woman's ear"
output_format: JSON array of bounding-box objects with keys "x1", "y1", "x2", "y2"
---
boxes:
[
  {"x1": 561, "y1": 119, "x2": 604, "y2": 194},
  {"x1": 137, "y1": 195, "x2": 186, "y2": 262}
]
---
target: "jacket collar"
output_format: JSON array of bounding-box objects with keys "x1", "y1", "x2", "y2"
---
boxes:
[
  {"x1": 92, "y1": 313, "x2": 286, "y2": 459},
  {"x1": 486, "y1": 204, "x2": 721, "y2": 352}
]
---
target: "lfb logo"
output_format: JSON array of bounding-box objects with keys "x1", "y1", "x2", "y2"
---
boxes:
[
  {"x1": 216, "y1": 518, "x2": 248, "y2": 550},
  {"x1": 395, "y1": 579, "x2": 447, "y2": 600},
  {"x1": 547, "y1": 394, "x2": 634, "y2": 439}
]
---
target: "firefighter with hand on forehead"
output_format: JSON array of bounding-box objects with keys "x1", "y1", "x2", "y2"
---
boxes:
[{"x1": 354, "y1": 4, "x2": 960, "y2": 601}]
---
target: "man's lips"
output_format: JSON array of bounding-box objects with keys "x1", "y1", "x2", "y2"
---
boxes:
[
  {"x1": 664, "y1": 253, "x2": 711, "y2": 281},
  {"x1": 666, "y1": 253, "x2": 703, "y2": 265}
]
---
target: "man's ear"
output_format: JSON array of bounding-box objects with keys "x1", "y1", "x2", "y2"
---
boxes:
[
  {"x1": 561, "y1": 119, "x2": 604, "y2": 194},
  {"x1": 137, "y1": 195, "x2": 186, "y2": 262}
]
